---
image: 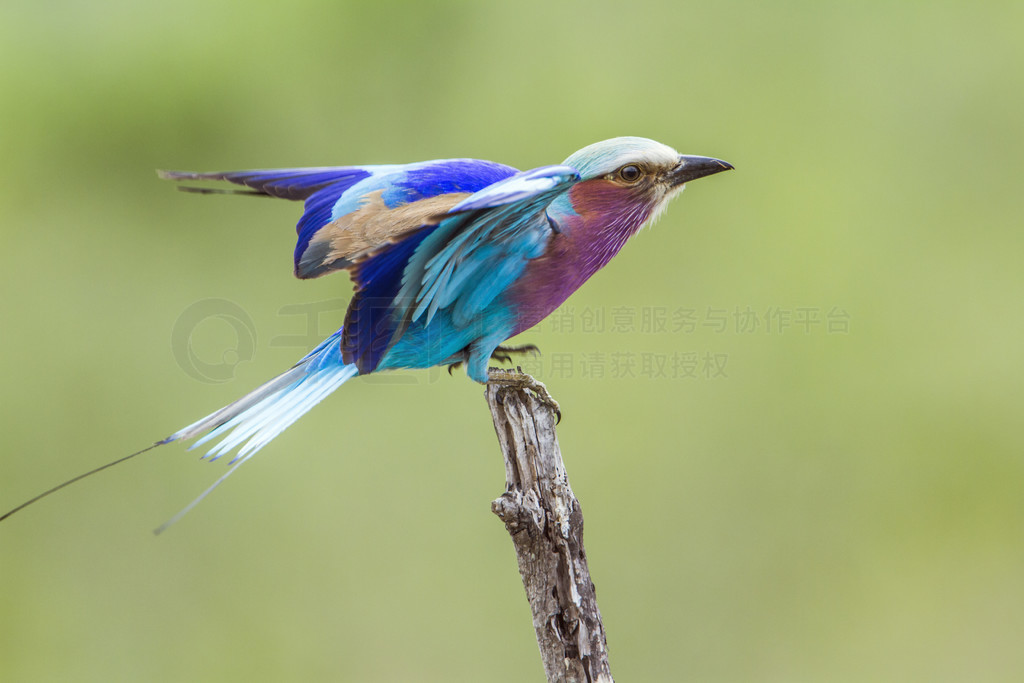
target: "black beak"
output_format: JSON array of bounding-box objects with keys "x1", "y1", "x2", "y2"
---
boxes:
[{"x1": 668, "y1": 155, "x2": 734, "y2": 187}]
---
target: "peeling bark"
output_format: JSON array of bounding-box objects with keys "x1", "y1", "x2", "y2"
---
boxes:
[{"x1": 486, "y1": 369, "x2": 613, "y2": 683}]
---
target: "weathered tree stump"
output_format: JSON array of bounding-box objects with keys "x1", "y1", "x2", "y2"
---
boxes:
[{"x1": 486, "y1": 368, "x2": 613, "y2": 683}]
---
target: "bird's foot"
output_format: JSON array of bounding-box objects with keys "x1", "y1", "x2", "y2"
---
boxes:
[
  {"x1": 487, "y1": 366, "x2": 561, "y2": 424},
  {"x1": 489, "y1": 343, "x2": 541, "y2": 365},
  {"x1": 448, "y1": 344, "x2": 541, "y2": 375}
]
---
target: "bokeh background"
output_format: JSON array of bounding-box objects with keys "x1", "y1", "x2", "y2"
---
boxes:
[{"x1": 2, "y1": 1, "x2": 1022, "y2": 681}]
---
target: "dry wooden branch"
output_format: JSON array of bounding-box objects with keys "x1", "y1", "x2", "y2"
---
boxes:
[{"x1": 485, "y1": 368, "x2": 613, "y2": 683}]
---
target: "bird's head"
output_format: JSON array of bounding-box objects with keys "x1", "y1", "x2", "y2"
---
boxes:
[{"x1": 562, "y1": 136, "x2": 732, "y2": 227}]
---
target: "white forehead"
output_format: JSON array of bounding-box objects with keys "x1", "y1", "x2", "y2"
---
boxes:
[{"x1": 563, "y1": 137, "x2": 680, "y2": 178}]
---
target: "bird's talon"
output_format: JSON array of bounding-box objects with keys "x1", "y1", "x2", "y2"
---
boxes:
[
  {"x1": 490, "y1": 343, "x2": 542, "y2": 365},
  {"x1": 487, "y1": 368, "x2": 562, "y2": 422}
]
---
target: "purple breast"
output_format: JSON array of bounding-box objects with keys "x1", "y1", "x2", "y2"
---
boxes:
[{"x1": 506, "y1": 181, "x2": 653, "y2": 335}]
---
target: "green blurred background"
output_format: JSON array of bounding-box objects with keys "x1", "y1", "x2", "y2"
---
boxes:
[{"x1": 2, "y1": 1, "x2": 1022, "y2": 681}]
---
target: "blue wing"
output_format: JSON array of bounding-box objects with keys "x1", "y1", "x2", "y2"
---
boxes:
[
  {"x1": 402, "y1": 165, "x2": 581, "y2": 326},
  {"x1": 340, "y1": 165, "x2": 581, "y2": 374},
  {"x1": 158, "y1": 167, "x2": 373, "y2": 200},
  {"x1": 163, "y1": 160, "x2": 580, "y2": 376},
  {"x1": 160, "y1": 166, "x2": 376, "y2": 277},
  {"x1": 160, "y1": 159, "x2": 517, "y2": 279}
]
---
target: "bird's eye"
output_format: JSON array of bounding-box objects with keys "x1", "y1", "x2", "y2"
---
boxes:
[{"x1": 618, "y1": 164, "x2": 642, "y2": 183}]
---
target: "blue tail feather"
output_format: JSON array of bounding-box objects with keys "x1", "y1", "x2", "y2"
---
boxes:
[
  {"x1": 153, "y1": 331, "x2": 357, "y2": 532},
  {"x1": 167, "y1": 331, "x2": 357, "y2": 463}
]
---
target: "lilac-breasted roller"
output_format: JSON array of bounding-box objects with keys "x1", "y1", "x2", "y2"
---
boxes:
[{"x1": 1, "y1": 137, "x2": 731, "y2": 529}]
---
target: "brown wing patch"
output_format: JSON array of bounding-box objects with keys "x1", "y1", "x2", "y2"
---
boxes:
[{"x1": 298, "y1": 190, "x2": 470, "y2": 278}]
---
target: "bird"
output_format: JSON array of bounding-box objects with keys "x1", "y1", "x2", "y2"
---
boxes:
[{"x1": 0, "y1": 137, "x2": 732, "y2": 530}]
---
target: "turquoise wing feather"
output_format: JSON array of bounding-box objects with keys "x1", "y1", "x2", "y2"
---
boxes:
[{"x1": 399, "y1": 165, "x2": 580, "y2": 328}]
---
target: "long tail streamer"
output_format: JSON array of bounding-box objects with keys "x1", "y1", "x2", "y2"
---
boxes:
[{"x1": 1, "y1": 332, "x2": 357, "y2": 532}]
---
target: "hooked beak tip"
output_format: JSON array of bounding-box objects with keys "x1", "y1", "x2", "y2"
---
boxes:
[{"x1": 670, "y1": 155, "x2": 734, "y2": 186}]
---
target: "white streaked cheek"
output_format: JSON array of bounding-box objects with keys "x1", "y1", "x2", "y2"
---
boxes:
[{"x1": 644, "y1": 185, "x2": 685, "y2": 228}]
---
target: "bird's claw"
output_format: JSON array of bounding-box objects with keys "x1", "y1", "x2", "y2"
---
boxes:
[
  {"x1": 489, "y1": 343, "x2": 541, "y2": 365},
  {"x1": 449, "y1": 343, "x2": 542, "y2": 375},
  {"x1": 487, "y1": 367, "x2": 562, "y2": 424},
  {"x1": 448, "y1": 344, "x2": 541, "y2": 374}
]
